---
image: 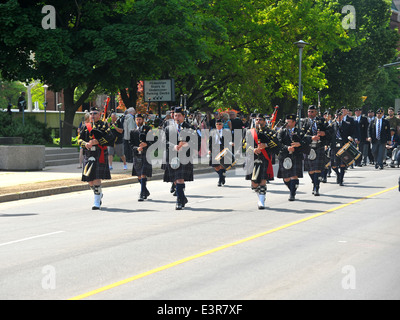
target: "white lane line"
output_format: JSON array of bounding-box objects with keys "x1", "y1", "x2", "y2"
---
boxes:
[{"x1": 0, "y1": 231, "x2": 65, "y2": 247}]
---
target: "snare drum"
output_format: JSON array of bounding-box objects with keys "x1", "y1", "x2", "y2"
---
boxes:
[
  {"x1": 336, "y1": 142, "x2": 361, "y2": 166},
  {"x1": 215, "y1": 147, "x2": 237, "y2": 171}
]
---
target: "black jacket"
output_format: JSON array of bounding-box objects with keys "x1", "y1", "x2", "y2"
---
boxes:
[
  {"x1": 329, "y1": 120, "x2": 353, "y2": 148},
  {"x1": 368, "y1": 118, "x2": 391, "y2": 144},
  {"x1": 353, "y1": 115, "x2": 369, "y2": 142},
  {"x1": 129, "y1": 125, "x2": 154, "y2": 155},
  {"x1": 277, "y1": 126, "x2": 309, "y2": 159}
]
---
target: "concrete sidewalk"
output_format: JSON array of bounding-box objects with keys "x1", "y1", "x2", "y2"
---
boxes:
[{"x1": 0, "y1": 158, "x2": 214, "y2": 203}]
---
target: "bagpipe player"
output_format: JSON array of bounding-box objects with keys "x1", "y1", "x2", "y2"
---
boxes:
[
  {"x1": 162, "y1": 106, "x2": 200, "y2": 210},
  {"x1": 78, "y1": 107, "x2": 114, "y2": 210},
  {"x1": 301, "y1": 105, "x2": 332, "y2": 196},
  {"x1": 244, "y1": 114, "x2": 280, "y2": 209},
  {"x1": 277, "y1": 114, "x2": 309, "y2": 201},
  {"x1": 129, "y1": 113, "x2": 156, "y2": 201}
]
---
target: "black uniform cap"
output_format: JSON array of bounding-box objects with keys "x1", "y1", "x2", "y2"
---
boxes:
[{"x1": 174, "y1": 106, "x2": 185, "y2": 115}]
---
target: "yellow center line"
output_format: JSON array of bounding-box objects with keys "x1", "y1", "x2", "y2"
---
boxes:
[{"x1": 69, "y1": 185, "x2": 398, "y2": 300}]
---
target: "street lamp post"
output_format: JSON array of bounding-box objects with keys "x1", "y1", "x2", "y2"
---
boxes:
[{"x1": 294, "y1": 40, "x2": 309, "y2": 129}]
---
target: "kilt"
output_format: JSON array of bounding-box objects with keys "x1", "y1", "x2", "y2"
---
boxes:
[
  {"x1": 81, "y1": 147, "x2": 111, "y2": 182},
  {"x1": 277, "y1": 154, "x2": 303, "y2": 179},
  {"x1": 304, "y1": 147, "x2": 326, "y2": 171},
  {"x1": 163, "y1": 162, "x2": 194, "y2": 182},
  {"x1": 245, "y1": 157, "x2": 273, "y2": 182},
  {"x1": 132, "y1": 153, "x2": 152, "y2": 177},
  {"x1": 330, "y1": 146, "x2": 346, "y2": 167}
]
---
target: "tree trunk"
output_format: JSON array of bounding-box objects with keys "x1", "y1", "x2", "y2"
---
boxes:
[
  {"x1": 120, "y1": 77, "x2": 138, "y2": 110},
  {"x1": 61, "y1": 84, "x2": 95, "y2": 146}
]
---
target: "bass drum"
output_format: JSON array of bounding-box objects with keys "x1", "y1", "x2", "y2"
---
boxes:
[{"x1": 336, "y1": 142, "x2": 361, "y2": 166}]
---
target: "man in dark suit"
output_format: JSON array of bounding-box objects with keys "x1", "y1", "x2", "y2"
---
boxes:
[
  {"x1": 353, "y1": 107, "x2": 369, "y2": 166},
  {"x1": 368, "y1": 108, "x2": 391, "y2": 170},
  {"x1": 341, "y1": 106, "x2": 356, "y2": 138}
]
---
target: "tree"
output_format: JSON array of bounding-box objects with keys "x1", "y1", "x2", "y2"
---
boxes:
[
  {"x1": 173, "y1": 0, "x2": 350, "y2": 116},
  {"x1": 0, "y1": 0, "x2": 209, "y2": 145},
  {"x1": 0, "y1": 77, "x2": 25, "y2": 108},
  {"x1": 321, "y1": 0, "x2": 399, "y2": 110}
]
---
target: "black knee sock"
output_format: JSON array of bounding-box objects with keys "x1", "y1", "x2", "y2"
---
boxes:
[
  {"x1": 314, "y1": 173, "x2": 320, "y2": 190},
  {"x1": 176, "y1": 183, "x2": 184, "y2": 202},
  {"x1": 141, "y1": 177, "x2": 147, "y2": 193},
  {"x1": 284, "y1": 180, "x2": 291, "y2": 190},
  {"x1": 339, "y1": 167, "x2": 346, "y2": 182}
]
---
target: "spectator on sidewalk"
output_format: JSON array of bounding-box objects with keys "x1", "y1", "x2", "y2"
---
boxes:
[
  {"x1": 123, "y1": 107, "x2": 136, "y2": 163},
  {"x1": 108, "y1": 112, "x2": 127, "y2": 170}
]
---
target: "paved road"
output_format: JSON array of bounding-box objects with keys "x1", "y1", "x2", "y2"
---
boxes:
[{"x1": 0, "y1": 166, "x2": 399, "y2": 301}]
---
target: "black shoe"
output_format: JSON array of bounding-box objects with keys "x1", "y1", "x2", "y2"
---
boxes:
[
  {"x1": 143, "y1": 189, "x2": 150, "y2": 199},
  {"x1": 289, "y1": 194, "x2": 295, "y2": 201},
  {"x1": 138, "y1": 193, "x2": 144, "y2": 202},
  {"x1": 92, "y1": 206, "x2": 100, "y2": 210},
  {"x1": 175, "y1": 202, "x2": 183, "y2": 210},
  {"x1": 314, "y1": 188, "x2": 320, "y2": 196},
  {"x1": 181, "y1": 196, "x2": 188, "y2": 207},
  {"x1": 217, "y1": 180, "x2": 222, "y2": 187},
  {"x1": 170, "y1": 184, "x2": 176, "y2": 193}
]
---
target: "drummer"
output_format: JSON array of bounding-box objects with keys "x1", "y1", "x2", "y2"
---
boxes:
[
  {"x1": 245, "y1": 114, "x2": 279, "y2": 209},
  {"x1": 277, "y1": 114, "x2": 308, "y2": 201},
  {"x1": 329, "y1": 109, "x2": 353, "y2": 186},
  {"x1": 208, "y1": 118, "x2": 233, "y2": 186},
  {"x1": 302, "y1": 105, "x2": 331, "y2": 196}
]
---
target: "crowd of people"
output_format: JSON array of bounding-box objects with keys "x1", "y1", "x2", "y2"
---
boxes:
[{"x1": 76, "y1": 104, "x2": 400, "y2": 211}]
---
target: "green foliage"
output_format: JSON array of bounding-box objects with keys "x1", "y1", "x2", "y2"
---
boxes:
[
  {"x1": 322, "y1": 0, "x2": 399, "y2": 109},
  {"x1": 0, "y1": 112, "x2": 52, "y2": 145},
  {"x1": 0, "y1": 78, "x2": 26, "y2": 107},
  {"x1": 363, "y1": 66, "x2": 400, "y2": 108},
  {"x1": 0, "y1": 0, "x2": 398, "y2": 126}
]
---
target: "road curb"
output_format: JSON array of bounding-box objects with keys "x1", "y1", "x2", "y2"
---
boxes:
[{"x1": 0, "y1": 166, "x2": 214, "y2": 204}]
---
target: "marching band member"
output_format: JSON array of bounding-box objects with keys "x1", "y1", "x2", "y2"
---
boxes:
[
  {"x1": 277, "y1": 114, "x2": 308, "y2": 201},
  {"x1": 302, "y1": 105, "x2": 331, "y2": 196},
  {"x1": 329, "y1": 109, "x2": 352, "y2": 186},
  {"x1": 129, "y1": 114, "x2": 155, "y2": 201},
  {"x1": 245, "y1": 114, "x2": 279, "y2": 209},
  {"x1": 78, "y1": 107, "x2": 113, "y2": 210},
  {"x1": 208, "y1": 119, "x2": 231, "y2": 186},
  {"x1": 163, "y1": 106, "x2": 199, "y2": 210}
]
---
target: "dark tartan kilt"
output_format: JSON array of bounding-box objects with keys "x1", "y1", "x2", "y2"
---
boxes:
[
  {"x1": 81, "y1": 148, "x2": 111, "y2": 182},
  {"x1": 277, "y1": 155, "x2": 303, "y2": 179},
  {"x1": 304, "y1": 147, "x2": 326, "y2": 171},
  {"x1": 132, "y1": 153, "x2": 152, "y2": 177},
  {"x1": 245, "y1": 156, "x2": 271, "y2": 181},
  {"x1": 330, "y1": 146, "x2": 346, "y2": 167},
  {"x1": 163, "y1": 162, "x2": 194, "y2": 182}
]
